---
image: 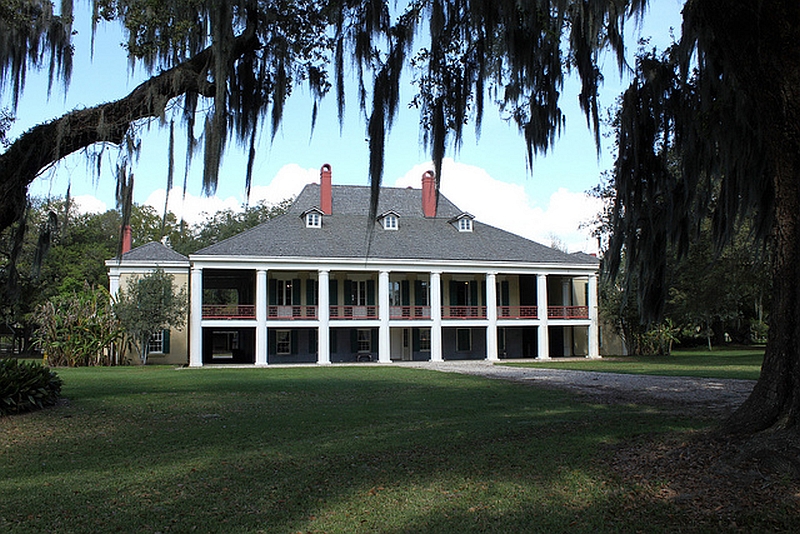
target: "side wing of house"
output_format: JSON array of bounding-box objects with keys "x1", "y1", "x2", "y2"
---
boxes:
[{"x1": 106, "y1": 241, "x2": 191, "y2": 366}]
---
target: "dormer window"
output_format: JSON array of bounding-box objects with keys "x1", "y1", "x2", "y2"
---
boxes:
[
  {"x1": 301, "y1": 208, "x2": 324, "y2": 228},
  {"x1": 451, "y1": 213, "x2": 475, "y2": 232},
  {"x1": 379, "y1": 211, "x2": 399, "y2": 230}
]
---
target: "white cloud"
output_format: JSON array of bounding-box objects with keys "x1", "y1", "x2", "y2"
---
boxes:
[
  {"x1": 248, "y1": 163, "x2": 319, "y2": 204},
  {"x1": 393, "y1": 159, "x2": 601, "y2": 254},
  {"x1": 72, "y1": 194, "x2": 107, "y2": 214},
  {"x1": 143, "y1": 189, "x2": 241, "y2": 226},
  {"x1": 142, "y1": 164, "x2": 319, "y2": 225}
]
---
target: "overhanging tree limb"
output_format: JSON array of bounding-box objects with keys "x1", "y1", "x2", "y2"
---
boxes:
[{"x1": 0, "y1": 22, "x2": 260, "y2": 232}]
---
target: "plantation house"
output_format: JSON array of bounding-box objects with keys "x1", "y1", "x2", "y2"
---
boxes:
[{"x1": 107, "y1": 165, "x2": 601, "y2": 366}]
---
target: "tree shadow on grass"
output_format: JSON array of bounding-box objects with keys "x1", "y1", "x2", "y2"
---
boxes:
[{"x1": 1, "y1": 367, "x2": 715, "y2": 533}]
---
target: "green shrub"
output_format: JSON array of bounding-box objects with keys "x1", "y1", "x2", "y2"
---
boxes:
[
  {"x1": 33, "y1": 284, "x2": 123, "y2": 366},
  {"x1": 0, "y1": 359, "x2": 63, "y2": 416}
]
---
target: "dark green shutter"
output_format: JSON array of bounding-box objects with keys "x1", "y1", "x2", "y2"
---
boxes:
[
  {"x1": 481, "y1": 281, "x2": 486, "y2": 306},
  {"x1": 329, "y1": 279, "x2": 338, "y2": 305},
  {"x1": 449, "y1": 280, "x2": 457, "y2": 305},
  {"x1": 268, "y1": 330, "x2": 276, "y2": 356},
  {"x1": 367, "y1": 280, "x2": 375, "y2": 305},
  {"x1": 268, "y1": 279, "x2": 277, "y2": 305},
  {"x1": 501, "y1": 281, "x2": 510, "y2": 306},
  {"x1": 309, "y1": 329, "x2": 318, "y2": 353},
  {"x1": 350, "y1": 329, "x2": 358, "y2": 352},
  {"x1": 470, "y1": 282, "x2": 479, "y2": 307},
  {"x1": 292, "y1": 279, "x2": 301, "y2": 305},
  {"x1": 344, "y1": 280, "x2": 353, "y2": 305},
  {"x1": 414, "y1": 280, "x2": 424, "y2": 305},
  {"x1": 307, "y1": 279, "x2": 317, "y2": 305},
  {"x1": 401, "y1": 280, "x2": 410, "y2": 306},
  {"x1": 162, "y1": 329, "x2": 170, "y2": 354},
  {"x1": 412, "y1": 328, "x2": 420, "y2": 352}
]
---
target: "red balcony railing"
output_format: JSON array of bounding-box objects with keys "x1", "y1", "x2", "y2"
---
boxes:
[
  {"x1": 547, "y1": 306, "x2": 589, "y2": 319},
  {"x1": 329, "y1": 305, "x2": 378, "y2": 319},
  {"x1": 202, "y1": 303, "x2": 587, "y2": 321},
  {"x1": 268, "y1": 305, "x2": 318, "y2": 319},
  {"x1": 497, "y1": 305, "x2": 538, "y2": 318},
  {"x1": 202, "y1": 304, "x2": 256, "y2": 319},
  {"x1": 389, "y1": 306, "x2": 432, "y2": 319},
  {"x1": 442, "y1": 306, "x2": 486, "y2": 319}
]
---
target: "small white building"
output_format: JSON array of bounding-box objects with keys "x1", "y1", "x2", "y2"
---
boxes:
[{"x1": 108, "y1": 164, "x2": 601, "y2": 366}]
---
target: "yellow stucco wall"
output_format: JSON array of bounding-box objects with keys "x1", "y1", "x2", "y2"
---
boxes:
[{"x1": 118, "y1": 271, "x2": 189, "y2": 366}]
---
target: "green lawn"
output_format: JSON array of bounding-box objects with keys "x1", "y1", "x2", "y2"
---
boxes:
[
  {"x1": 505, "y1": 347, "x2": 765, "y2": 380},
  {"x1": 0, "y1": 363, "x2": 789, "y2": 533}
]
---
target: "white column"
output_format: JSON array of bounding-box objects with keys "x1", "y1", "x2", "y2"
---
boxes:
[
  {"x1": 486, "y1": 272, "x2": 498, "y2": 361},
  {"x1": 588, "y1": 273, "x2": 600, "y2": 359},
  {"x1": 317, "y1": 269, "x2": 331, "y2": 364},
  {"x1": 536, "y1": 273, "x2": 550, "y2": 360},
  {"x1": 430, "y1": 271, "x2": 443, "y2": 362},
  {"x1": 189, "y1": 266, "x2": 203, "y2": 367},
  {"x1": 255, "y1": 269, "x2": 268, "y2": 366},
  {"x1": 378, "y1": 271, "x2": 391, "y2": 362}
]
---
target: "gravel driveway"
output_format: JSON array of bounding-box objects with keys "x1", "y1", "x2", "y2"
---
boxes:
[{"x1": 398, "y1": 360, "x2": 756, "y2": 418}]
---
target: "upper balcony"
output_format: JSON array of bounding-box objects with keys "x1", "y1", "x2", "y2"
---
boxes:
[{"x1": 202, "y1": 304, "x2": 589, "y2": 320}]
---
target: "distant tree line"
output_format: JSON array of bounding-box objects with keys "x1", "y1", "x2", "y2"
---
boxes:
[
  {"x1": 590, "y1": 175, "x2": 771, "y2": 355},
  {"x1": 0, "y1": 196, "x2": 291, "y2": 354}
]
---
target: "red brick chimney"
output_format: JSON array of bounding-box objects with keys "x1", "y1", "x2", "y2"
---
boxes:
[
  {"x1": 320, "y1": 163, "x2": 332, "y2": 215},
  {"x1": 422, "y1": 170, "x2": 437, "y2": 218},
  {"x1": 122, "y1": 225, "x2": 132, "y2": 254}
]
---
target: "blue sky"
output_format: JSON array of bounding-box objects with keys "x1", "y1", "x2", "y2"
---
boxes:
[{"x1": 6, "y1": 0, "x2": 684, "y2": 254}]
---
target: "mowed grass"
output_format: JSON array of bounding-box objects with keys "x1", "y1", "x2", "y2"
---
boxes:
[
  {"x1": 506, "y1": 347, "x2": 765, "y2": 380},
  {"x1": 0, "y1": 362, "x2": 786, "y2": 533}
]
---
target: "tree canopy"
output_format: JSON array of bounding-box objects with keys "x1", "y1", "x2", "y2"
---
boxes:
[{"x1": 0, "y1": 0, "x2": 645, "y2": 231}]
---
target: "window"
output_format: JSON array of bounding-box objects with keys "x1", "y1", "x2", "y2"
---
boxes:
[
  {"x1": 456, "y1": 328, "x2": 471, "y2": 351},
  {"x1": 276, "y1": 279, "x2": 293, "y2": 306},
  {"x1": 351, "y1": 280, "x2": 368, "y2": 306},
  {"x1": 306, "y1": 212, "x2": 321, "y2": 228},
  {"x1": 455, "y1": 281, "x2": 475, "y2": 305},
  {"x1": 389, "y1": 281, "x2": 402, "y2": 306},
  {"x1": 357, "y1": 329, "x2": 371, "y2": 352},
  {"x1": 458, "y1": 217, "x2": 472, "y2": 232},
  {"x1": 383, "y1": 214, "x2": 398, "y2": 230},
  {"x1": 276, "y1": 330, "x2": 291, "y2": 354},
  {"x1": 148, "y1": 330, "x2": 164, "y2": 353},
  {"x1": 419, "y1": 328, "x2": 431, "y2": 352}
]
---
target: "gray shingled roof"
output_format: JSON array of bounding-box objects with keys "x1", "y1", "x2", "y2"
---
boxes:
[
  {"x1": 195, "y1": 184, "x2": 598, "y2": 266},
  {"x1": 115, "y1": 241, "x2": 189, "y2": 263}
]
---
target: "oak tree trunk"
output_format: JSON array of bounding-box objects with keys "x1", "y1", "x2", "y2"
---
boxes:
[
  {"x1": 717, "y1": 0, "x2": 800, "y2": 433},
  {"x1": 726, "y1": 147, "x2": 800, "y2": 433}
]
